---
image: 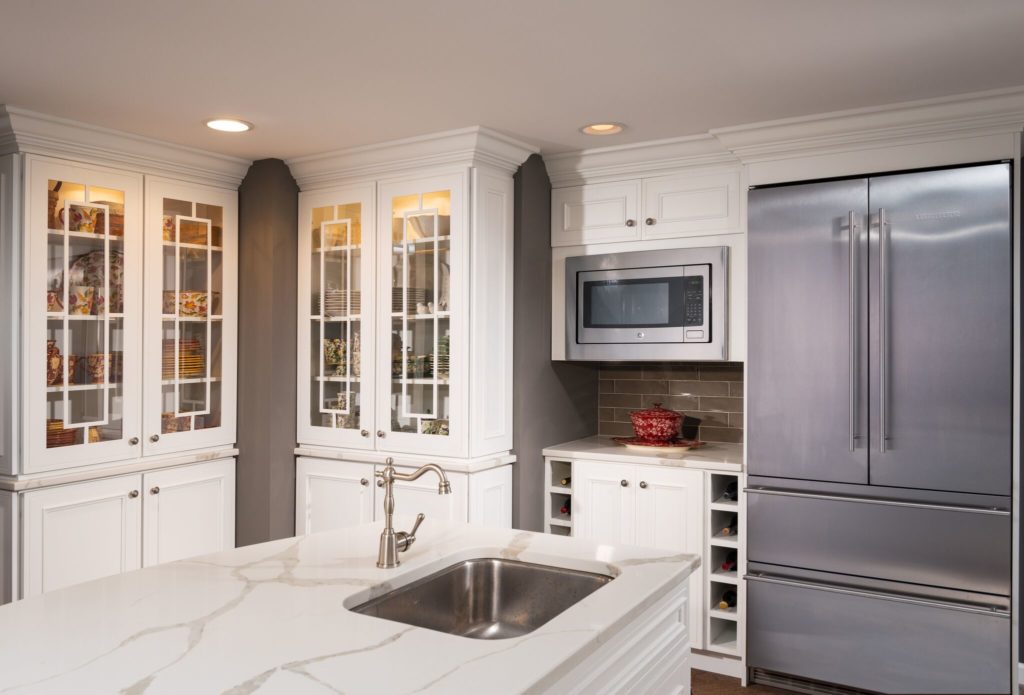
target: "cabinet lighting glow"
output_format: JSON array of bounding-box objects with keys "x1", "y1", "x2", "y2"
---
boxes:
[
  {"x1": 581, "y1": 123, "x2": 624, "y2": 135},
  {"x1": 205, "y1": 118, "x2": 253, "y2": 133}
]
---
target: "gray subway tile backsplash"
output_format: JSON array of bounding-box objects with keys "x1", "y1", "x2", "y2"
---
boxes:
[{"x1": 598, "y1": 362, "x2": 744, "y2": 444}]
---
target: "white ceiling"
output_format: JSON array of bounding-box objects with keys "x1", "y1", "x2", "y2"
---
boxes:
[{"x1": 1, "y1": 0, "x2": 1023, "y2": 162}]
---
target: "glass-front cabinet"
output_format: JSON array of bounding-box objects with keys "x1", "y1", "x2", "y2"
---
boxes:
[
  {"x1": 298, "y1": 185, "x2": 375, "y2": 449},
  {"x1": 27, "y1": 159, "x2": 143, "y2": 471},
  {"x1": 297, "y1": 174, "x2": 464, "y2": 457},
  {"x1": 144, "y1": 179, "x2": 237, "y2": 456},
  {"x1": 23, "y1": 158, "x2": 237, "y2": 472}
]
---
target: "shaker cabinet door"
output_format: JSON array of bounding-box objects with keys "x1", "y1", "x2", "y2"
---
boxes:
[
  {"x1": 143, "y1": 178, "x2": 237, "y2": 456},
  {"x1": 551, "y1": 181, "x2": 641, "y2": 247},
  {"x1": 640, "y1": 171, "x2": 740, "y2": 240},
  {"x1": 296, "y1": 458, "x2": 375, "y2": 535},
  {"x1": 573, "y1": 460, "x2": 635, "y2": 546},
  {"x1": 142, "y1": 459, "x2": 235, "y2": 567},
  {"x1": 375, "y1": 464, "x2": 469, "y2": 525},
  {"x1": 25, "y1": 157, "x2": 144, "y2": 472},
  {"x1": 22, "y1": 474, "x2": 143, "y2": 597}
]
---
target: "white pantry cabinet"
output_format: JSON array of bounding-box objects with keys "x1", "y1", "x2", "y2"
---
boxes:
[
  {"x1": 21, "y1": 458, "x2": 235, "y2": 597},
  {"x1": 573, "y1": 460, "x2": 704, "y2": 648},
  {"x1": 551, "y1": 169, "x2": 740, "y2": 247},
  {"x1": 0, "y1": 106, "x2": 247, "y2": 602},
  {"x1": 295, "y1": 456, "x2": 512, "y2": 535}
]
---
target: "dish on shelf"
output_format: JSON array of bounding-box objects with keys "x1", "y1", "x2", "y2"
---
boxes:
[
  {"x1": 629, "y1": 403, "x2": 683, "y2": 442},
  {"x1": 163, "y1": 215, "x2": 219, "y2": 245},
  {"x1": 391, "y1": 288, "x2": 426, "y2": 313},
  {"x1": 162, "y1": 338, "x2": 204, "y2": 378},
  {"x1": 66, "y1": 250, "x2": 124, "y2": 314},
  {"x1": 162, "y1": 290, "x2": 220, "y2": 317},
  {"x1": 421, "y1": 419, "x2": 449, "y2": 436},
  {"x1": 611, "y1": 437, "x2": 706, "y2": 457},
  {"x1": 46, "y1": 419, "x2": 79, "y2": 448},
  {"x1": 407, "y1": 214, "x2": 451, "y2": 240},
  {"x1": 161, "y1": 412, "x2": 192, "y2": 433},
  {"x1": 46, "y1": 290, "x2": 63, "y2": 312}
]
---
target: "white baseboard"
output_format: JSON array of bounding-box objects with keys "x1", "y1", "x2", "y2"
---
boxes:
[{"x1": 691, "y1": 650, "x2": 744, "y2": 679}]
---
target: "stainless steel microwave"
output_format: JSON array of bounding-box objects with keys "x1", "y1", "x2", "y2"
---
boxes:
[{"x1": 564, "y1": 247, "x2": 728, "y2": 361}]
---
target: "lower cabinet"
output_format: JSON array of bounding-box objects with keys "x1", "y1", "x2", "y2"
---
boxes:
[
  {"x1": 20, "y1": 458, "x2": 235, "y2": 598},
  {"x1": 295, "y1": 457, "x2": 512, "y2": 535},
  {"x1": 574, "y1": 460, "x2": 704, "y2": 648}
]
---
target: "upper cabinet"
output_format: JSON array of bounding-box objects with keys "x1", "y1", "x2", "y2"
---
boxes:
[
  {"x1": 551, "y1": 169, "x2": 741, "y2": 247},
  {"x1": 291, "y1": 127, "x2": 535, "y2": 461}
]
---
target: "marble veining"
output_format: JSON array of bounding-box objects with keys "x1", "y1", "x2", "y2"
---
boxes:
[{"x1": 0, "y1": 522, "x2": 697, "y2": 694}]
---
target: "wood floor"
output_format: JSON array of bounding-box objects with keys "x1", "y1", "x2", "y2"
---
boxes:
[{"x1": 692, "y1": 669, "x2": 791, "y2": 694}]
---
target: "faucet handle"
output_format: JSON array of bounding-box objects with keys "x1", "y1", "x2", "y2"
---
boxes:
[{"x1": 409, "y1": 513, "x2": 426, "y2": 538}]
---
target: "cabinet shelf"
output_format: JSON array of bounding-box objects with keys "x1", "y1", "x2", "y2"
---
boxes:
[
  {"x1": 548, "y1": 518, "x2": 571, "y2": 528},
  {"x1": 46, "y1": 382, "x2": 116, "y2": 393},
  {"x1": 162, "y1": 241, "x2": 223, "y2": 251},
  {"x1": 393, "y1": 378, "x2": 449, "y2": 385},
  {"x1": 49, "y1": 229, "x2": 124, "y2": 241},
  {"x1": 47, "y1": 313, "x2": 125, "y2": 321},
  {"x1": 396, "y1": 234, "x2": 451, "y2": 248},
  {"x1": 161, "y1": 377, "x2": 221, "y2": 386},
  {"x1": 710, "y1": 533, "x2": 739, "y2": 548},
  {"x1": 706, "y1": 619, "x2": 739, "y2": 655},
  {"x1": 317, "y1": 375, "x2": 356, "y2": 383},
  {"x1": 317, "y1": 244, "x2": 360, "y2": 252},
  {"x1": 709, "y1": 498, "x2": 738, "y2": 511},
  {"x1": 161, "y1": 315, "x2": 223, "y2": 322},
  {"x1": 312, "y1": 315, "x2": 361, "y2": 322},
  {"x1": 390, "y1": 312, "x2": 451, "y2": 320},
  {"x1": 709, "y1": 607, "x2": 738, "y2": 620}
]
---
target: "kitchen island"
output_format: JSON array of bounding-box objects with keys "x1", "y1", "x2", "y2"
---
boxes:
[{"x1": 0, "y1": 521, "x2": 698, "y2": 694}]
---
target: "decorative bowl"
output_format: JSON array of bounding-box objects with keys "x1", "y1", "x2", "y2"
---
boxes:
[{"x1": 629, "y1": 402, "x2": 683, "y2": 442}]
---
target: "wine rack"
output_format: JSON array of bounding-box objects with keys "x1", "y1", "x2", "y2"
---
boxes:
[
  {"x1": 705, "y1": 471, "x2": 743, "y2": 659},
  {"x1": 544, "y1": 458, "x2": 573, "y2": 536}
]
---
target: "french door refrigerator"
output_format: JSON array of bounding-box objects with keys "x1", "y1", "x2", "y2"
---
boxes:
[{"x1": 747, "y1": 163, "x2": 1013, "y2": 695}]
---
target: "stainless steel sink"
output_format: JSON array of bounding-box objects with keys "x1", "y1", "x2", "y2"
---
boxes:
[{"x1": 351, "y1": 557, "x2": 614, "y2": 639}]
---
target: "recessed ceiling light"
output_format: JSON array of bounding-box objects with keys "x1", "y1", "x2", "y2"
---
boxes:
[
  {"x1": 205, "y1": 118, "x2": 253, "y2": 133},
  {"x1": 581, "y1": 122, "x2": 624, "y2": 135}
]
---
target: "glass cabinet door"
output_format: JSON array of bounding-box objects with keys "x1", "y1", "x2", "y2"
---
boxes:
[
  {"x1": 26, "y1": 158, "x2": 143, "y2": 471},
  {"x1": 378, "y1": 174, "x2": 463, "y2": 455},
  {"x1": 144, "y1": 179, "x2": 236, "y2": 455},
  {"x1": 297, "y1": 186, "x2": 375, "y2": 448}
]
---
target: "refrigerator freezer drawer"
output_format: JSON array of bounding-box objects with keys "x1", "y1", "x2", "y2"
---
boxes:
[
  {"x1": 747, "y1": 574, "x2": 1010, "y2": 694},
  {"x1": 747, "y1": 488, "x2": 1010, "y2": 595}
]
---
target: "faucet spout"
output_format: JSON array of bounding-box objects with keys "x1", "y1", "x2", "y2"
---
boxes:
[{"x1": 376, "y1": 458, "x2": 450, "y2": 569}]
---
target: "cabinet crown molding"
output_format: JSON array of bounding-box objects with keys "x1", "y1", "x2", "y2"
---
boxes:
[
  {"x1": 284, "y1": 126, "x2": 538, "y2": 190},
  {"x1": 544, "y1": 133, "x2": 739, "y2": 188},
  {"x1": 0, "y1": 105, "x2": 251, "y2": 189},
  {"x1": 710, "y1": 85, "x2": 1024, "y2": 163}
]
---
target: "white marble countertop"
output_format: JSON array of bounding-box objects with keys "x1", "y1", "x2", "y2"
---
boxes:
[
  {"x1": 0, "y1": 521, "x2": 698, "y2": 694},
  {"x1": 543, "y1": 435, "x2": 743, "y2": 472}
]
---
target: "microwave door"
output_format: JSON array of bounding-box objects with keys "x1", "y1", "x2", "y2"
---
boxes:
[{"x1": 576, "y1": 265, "x2": 708, "y2": 344}]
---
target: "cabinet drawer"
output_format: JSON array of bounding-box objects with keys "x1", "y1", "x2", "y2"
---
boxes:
[
  {"x1": 748, "y1": 573, "x2": 1010, "y2": 694},
  {"x1": 552, "y1": 181, "x2": 640, "y2": 247},
  {"x1": 747, "y1": 488, "x2": 1010, "y2": 595}
]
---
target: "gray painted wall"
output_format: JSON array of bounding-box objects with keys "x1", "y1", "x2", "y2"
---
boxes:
[
  {"x1": 236, "y1": 159, "x2": 299, "y2": 546},
  {"x1": 512, "y1": 154, "x2": 598, "y2": 531}
]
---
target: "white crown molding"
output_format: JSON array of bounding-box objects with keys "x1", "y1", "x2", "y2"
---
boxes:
[
  {"x1": 711, "y1": 86, "x2": 1024, "y2": 164},
  {"x1": 284, "y1": 126, "x2": 539, "y2": 190},
  {"x1": 543, "y1": 133, "x2": 738, "y2": 188},
  {"x1": 0, "y1": 105, "x2": 251, "y2": 189}
]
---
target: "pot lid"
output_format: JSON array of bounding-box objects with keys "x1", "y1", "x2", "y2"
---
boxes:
[{"x1": 631, "y1": 402, "x2": 682, "y2": 420}]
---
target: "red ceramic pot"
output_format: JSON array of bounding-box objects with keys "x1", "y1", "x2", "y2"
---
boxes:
[{"x1": 630, "y1": 402, "x2": 683, "y2": 442}]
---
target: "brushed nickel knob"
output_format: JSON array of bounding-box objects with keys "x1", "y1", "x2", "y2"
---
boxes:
[
  {"x1": 377, "y1": 430, "x2": 386, "y2": 438},
  {"x1": 360, "y1": 429, "x2": 369, "y2": 437},
  {"x1": 625, "y1": 219, "x2": 636, "y2": 227},
  {"x1": 128, "y1": 437, "x2": 139, "y2": 446},
  {"x1": 150, "y1": 434, "x2": 160, "y2": 443},
  {"x1": 150, "y1": 486, "x2": 160, "y2": 495},
  {"x1": 639, "y1": 481, "x2": 648, "y2": 489},
  {"x1": 360, "y1": 478, "x2": 369, "y2": 487},
  {"x1": 128, "y1": 490, "x2": 139, "y2": 499},
  {"x1": 620, "y1": 479, "x2": 629, "y2": 487},
  {"x1": 645, "y1": 217, "x2": 656, "y2": 225}
]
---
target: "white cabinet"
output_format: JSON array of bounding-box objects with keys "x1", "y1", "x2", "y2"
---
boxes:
[
  {"x1": 551, "y1": 169, "x2": 740, "y2": 247},
  {"x1": 295, "y1": 458, "x2": 374, "y2": 535},
  {"x1": 552, "y1": 181, "x2": 640, "y2": 246},
  {"x1": 573, "y1": 460, "x2": 704, "y2": 648},
  {"x1": 295, "y1": 456, "x2": 512, "y2": 535},
  {"x1": 20, "y1": 458, "x2": 235, "y2": 598},
  {"x1": 22, "y1": 474, "x2": 143, "y2": 596},
  {"x1": 142, "y1": 459, "x2": 235, "y2": 567}
]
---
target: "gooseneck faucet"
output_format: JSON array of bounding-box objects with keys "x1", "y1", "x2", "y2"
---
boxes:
[{"x1": 376, "y1": 457, "x2": 452, "y2": 569}]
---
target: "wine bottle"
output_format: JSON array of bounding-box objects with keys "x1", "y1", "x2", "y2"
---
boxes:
[
  {"x1": 720, "y1": 550, "x2": 738, "y2": 572},
  {"x1": 560, "y1": 499, "x2": 571, "y2": 516},
  {"x1": 560, "y1": 476, "x2": 572, "y2": 487},
  {"x1": 720, "y1": 480, "x2": 738, "y2": 501},
  {"x1": 718, "y1": 589, "x2": 737, "y2": 610},
  {"x1": 721, "y1": 518, "x2": 738, "y2": 536}
]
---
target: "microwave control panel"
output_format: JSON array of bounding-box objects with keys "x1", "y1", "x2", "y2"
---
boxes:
[{"x1": 683, "y1": 275, "x2": 704, "y2": 327}]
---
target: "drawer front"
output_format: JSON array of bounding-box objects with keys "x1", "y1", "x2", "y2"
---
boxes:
[
  {"x1": 748, "y1": 575, "x2": 1010, "y2": 694},
  {"x1": 747, "y1": 489, "x2": 1010, "y2": 595}
]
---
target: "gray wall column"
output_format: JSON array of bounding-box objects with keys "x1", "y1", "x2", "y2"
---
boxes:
[
  {"x1": 236, "y1": 159, "x2": 299, "y2": 546},
  {"x1": 512, "y1": 154, "x2": 598, "y2": 531}
]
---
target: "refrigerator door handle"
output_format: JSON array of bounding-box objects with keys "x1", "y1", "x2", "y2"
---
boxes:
[
  {"x1": 879, "y1": 207, "x2": 889, "y2": 452},
  {"x1": 848, "y1": 210, "x2": 858, "y2": 452},
  {"x1": 744, "y1": 486, "x2": 1009, "y2": 515},
  {"x1": 744, "y1": 573, "x2": 1010, "y2": 617}
]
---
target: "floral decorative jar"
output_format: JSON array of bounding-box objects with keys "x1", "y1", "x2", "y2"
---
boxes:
[{"x1": 629, "y1": 402, "x2": 683, "y2": 442}]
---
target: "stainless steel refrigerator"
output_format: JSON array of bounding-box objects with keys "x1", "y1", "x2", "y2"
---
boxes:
[{"x1": 746, "y1": 163, "x2": 1013, "y2": 694}]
